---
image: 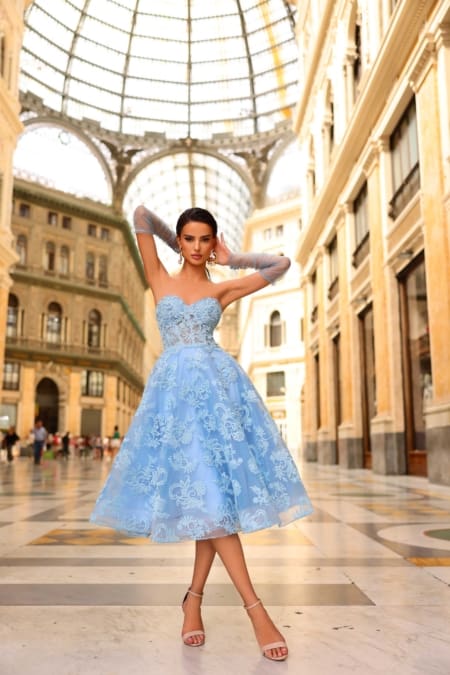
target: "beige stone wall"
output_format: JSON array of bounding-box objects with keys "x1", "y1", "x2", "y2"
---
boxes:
[
  {"x1": 238, "y1": 199, "x2": 305, "y2": 453},
  {"x1": 1, "y1": 181, "x2": 147, "y2": 439},
  {"x1": 295, "y1": 0, "x2": 450, "y2": 482},
  {"x1": 0, "y1": 1, "x2": 32, "y2": 390}
]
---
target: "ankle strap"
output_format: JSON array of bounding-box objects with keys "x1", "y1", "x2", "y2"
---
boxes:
[
  {"x1": 187, "y1": 589, "x2": 203, "y2": 598},
  {"x1": 244, "y1": 598, "x2": 261, "y2": 611}
]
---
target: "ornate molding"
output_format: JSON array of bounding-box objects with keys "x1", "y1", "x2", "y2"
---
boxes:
[
  {"x1": 362, "y1": 140, "x2": 380, "y2": 176},
  {"x1": 408, "y1": 34, "x2": 437, "y2": 92},
  {"x1": 435, "y1": 22, "x2": 450, "y2": 49},
  {"x1": 19, "y1": 91, "x2": 293, "y2": 154}
]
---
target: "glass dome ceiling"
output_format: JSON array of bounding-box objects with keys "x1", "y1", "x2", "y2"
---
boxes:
[{"x1": 20, "y1": 0, "x2": 298, "y2": 141}]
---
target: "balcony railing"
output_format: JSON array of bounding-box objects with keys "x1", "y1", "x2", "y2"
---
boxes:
[
  {"x1": 388, "y1": 162, "x2": 420, "y2": 220},
  {"x1": 4, "y1": 337, "x2": 143, "y2": 387},
  {"x1": 352, "y1": 231, "x2": 370, "y2": 268},
  {"x1": 328, "y1": 277, "x2": 339, "y2": 301}
]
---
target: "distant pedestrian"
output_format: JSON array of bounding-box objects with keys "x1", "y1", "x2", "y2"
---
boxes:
[
  {"x1": 61, "y1": 432, "x2": 70, "y2": 460},
  {"x1": 3, "y1": 426, "x2": 19, "y2": 463},
  {"x1": 32, "y1": 419, "x2": 47, "y2": 466},
  {"x1": 111, "y1": 425, "x2": 121, "y2": 455}
]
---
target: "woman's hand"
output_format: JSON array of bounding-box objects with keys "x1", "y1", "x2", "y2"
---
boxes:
[{"x1": 214, "y1": 233, "x2": 232, "y2": 266}]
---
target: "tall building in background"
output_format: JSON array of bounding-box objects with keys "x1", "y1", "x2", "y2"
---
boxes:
[
  {"x1": 3, "y1": 178, "x2": 146, "y2": 438},
  {"x1": 239, "y1": 198, "x2": 305, "y2": 452},
  {"x1": 0, "y1": 0, "x2": 32, "y2": 392},
  {"x1": 296, "y1": 0, "x2": 450, "y2": 484}
]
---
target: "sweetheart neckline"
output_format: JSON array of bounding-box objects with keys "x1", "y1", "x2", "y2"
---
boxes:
[{"x1": 156, "y1": 295, "x2": 222, "y2": 310}]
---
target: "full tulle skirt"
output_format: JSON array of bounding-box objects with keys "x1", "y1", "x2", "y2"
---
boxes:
[{"x1": 90, "y1": 343, "x2": 313, "y2": 543}]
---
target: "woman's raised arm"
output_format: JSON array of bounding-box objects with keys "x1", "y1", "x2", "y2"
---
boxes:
[{"x1": 133, "y1": 205, "x2": 178, "y2": 286}]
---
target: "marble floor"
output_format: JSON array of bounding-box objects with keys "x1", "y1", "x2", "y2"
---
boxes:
[{"x1": 0, "y1": 457, "x2": 450, "y2": 675}]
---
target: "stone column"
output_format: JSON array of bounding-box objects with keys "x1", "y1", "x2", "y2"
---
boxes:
[
  {"x1": 315, "y1": 249, "x2": 336, "y2": 464},
  {"x1": 337, "y1": 204, "x2": 364, "y2": 468},
  {"x1": 412, "y1": 36, "x2": 450, "y2": 484},
  {"x1": 66, "y1": 371, "x2": 81, "y2": 436},
  {"x1": 103, "y1": 373, "x2": 118, "y2": 439},
  {"x1": 18, "y1": 364, "x2": 35, "y2": 439},
  {"x1": 301, "y1": 276, "x2": 317, "y2": 461},
  {"x1": 364, "y1": 142, "x2": 405, "y2": 474}
]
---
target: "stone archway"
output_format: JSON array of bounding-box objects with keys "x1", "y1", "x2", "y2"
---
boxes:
[{"x1": 35, "y1": 378, "x2": 59, "y2": 433}]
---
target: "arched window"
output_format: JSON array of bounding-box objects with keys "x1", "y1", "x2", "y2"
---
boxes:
[
  {"x1": 86, "y1": 252, "x2": 95, "y2": 281},
  {"x1": 46, "y1": 302, "x2": 62, "y2": 343},
  {"x1": 325, "y1": 81, "x2": 335, "y2": 160},
  {"x1": 16, "y1": 235, "x2": 27, "y2": 265},
  {"x1": 269, "y1": 311, "x2": 282, "y2": 347},
  {"x1": 352, "y1": 19, "x2": 362, "y2": 100},
  {"x1": 60, "y1": 246, "x2": 70, "y2": 275},
  {"x1": 88, "y1": 309, "x2": 102, "y2": 348},
  {"x1": 7, "y1": 294, "x2": 19, "y2": 338},
  {"x1": 45, "y1": 242, "x2": 56, "y2": 272}
]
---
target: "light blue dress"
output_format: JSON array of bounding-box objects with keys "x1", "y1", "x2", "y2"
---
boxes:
[{"x1": 90, "y1": 295, "x2": 313, "y2": 542}]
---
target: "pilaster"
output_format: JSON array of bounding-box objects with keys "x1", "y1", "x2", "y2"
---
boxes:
[
  {"x1": 411, "y1": 32, "x2": 450, "y2": 484},
  {"x1": 66, "y1": 371, "x2": 81, "y2": 436},
  {"x1": 103, "y1": 373, "x2": 118, "y2": 438}
]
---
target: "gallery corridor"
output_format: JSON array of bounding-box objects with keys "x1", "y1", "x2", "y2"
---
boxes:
[{"x1": 0, "y1": 456, "x2": 449, "y2": 674}]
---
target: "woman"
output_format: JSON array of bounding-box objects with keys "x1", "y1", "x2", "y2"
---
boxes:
[{"x1": 91, "y1": 205, "x2": 313, "y2": 661}]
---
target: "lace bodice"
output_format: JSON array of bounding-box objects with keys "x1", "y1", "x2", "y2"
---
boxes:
[{"x1": 156, "y1": 295, "x2": 221, "y2": 349}]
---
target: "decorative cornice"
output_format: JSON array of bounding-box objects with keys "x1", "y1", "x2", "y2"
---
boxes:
[
  {"x1": 377, "y1": 135, "x2": 390, "y2": 153},
  {"x1": 435, "y1": 22, "x2": 450, "y2": 49},
  {"x1": 12, "y1": 179, "x2": 148, "y2": 288},
  {"x1": 362, "y1": 141, "x2": 380, "y2": 176},
  {"x1": 13, "y1": 181, "x2": 121, "y2": 226},
  {"x1": 19, "y1": 91, "x2": 293, "y2": 154},
  {"x1": 5, "y1": 340, "x2": 144, "y2": 390},
  {"x1": 408, "y1": 34, "x2": 437, "y2": 92}
]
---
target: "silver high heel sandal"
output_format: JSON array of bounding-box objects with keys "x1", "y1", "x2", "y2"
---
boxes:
[
  {"x1": 181, "y1": 588, "x2": 205, "y2": 647},
  {"x1": 244, "y1": 598, "x2": 288, "y2": 662}
]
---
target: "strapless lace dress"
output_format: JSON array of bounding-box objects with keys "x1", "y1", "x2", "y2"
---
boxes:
[{"x1": 90, "y1": 295, "x2": 312, "y2": 542}]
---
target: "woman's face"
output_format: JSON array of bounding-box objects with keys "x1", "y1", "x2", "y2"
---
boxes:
[{"x1": 177, "y1": 220, "x2": 216, "y2": 266}]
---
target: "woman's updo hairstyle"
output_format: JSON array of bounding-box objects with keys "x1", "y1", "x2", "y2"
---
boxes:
[{"x1": 176, "y1": 207, "x2": 218, "y2": 236}]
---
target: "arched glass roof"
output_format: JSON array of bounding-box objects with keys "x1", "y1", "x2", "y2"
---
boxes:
[
  {"x1": 123, "y1": 151, "x2": 252, "y2": 268},
  {"x1": 20, "y1": 0, "x2": 298, "y2": 141},
  {"x1": 13, "y1": 124, "x2": 111, "y2": 203}
]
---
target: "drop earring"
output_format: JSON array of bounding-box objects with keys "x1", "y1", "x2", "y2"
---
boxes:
[
  {"x1": 178, "y1": 249, "x2": 183, "y2": 265},
  {"x1": 208, "y1": 250, "x2": 216, "y2": 265}
]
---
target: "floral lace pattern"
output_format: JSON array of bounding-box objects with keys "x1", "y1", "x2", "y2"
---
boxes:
[{"x1": 90, "y1": 295, "x2": 313, "y2": 542}]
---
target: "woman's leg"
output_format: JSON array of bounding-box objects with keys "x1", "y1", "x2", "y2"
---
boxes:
[
  {"x1": 210, "y1": 533, "x2": 288, "y2": 660},
  {"x1": 182, "y1": 539, "x2": 216, "y2": 645}
]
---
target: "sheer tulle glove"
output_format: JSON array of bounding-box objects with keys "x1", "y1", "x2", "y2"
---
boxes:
[
  {"x1": 133, "y1": 205, "x2": 178, "y2": 253},
  {"x1": 227, "y1": 250, "x2": 291, "y2": 283}
]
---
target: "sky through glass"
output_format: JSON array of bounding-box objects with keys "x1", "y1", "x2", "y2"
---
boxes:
[{"x1": 20, "y1": 0, "x2": 298, "y2": 140}]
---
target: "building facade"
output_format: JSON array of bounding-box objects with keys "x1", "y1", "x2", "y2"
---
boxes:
[
  {"x1": 239, "y1": 198, "x2": 305, "y2": 452},
  {"x1": 295, "y1": 0, "x2": 450, "y2": 484},
  {"x1": 0, "y1": 0, "x2": 32, "y2": 389},
  {"x1": 2, "y1": 179, "x2": 146, "y2": 439}
]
